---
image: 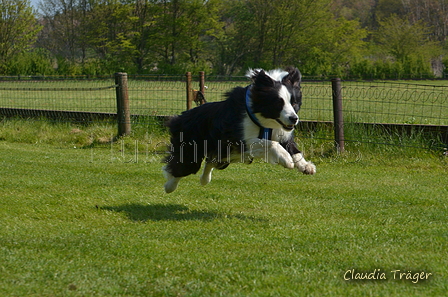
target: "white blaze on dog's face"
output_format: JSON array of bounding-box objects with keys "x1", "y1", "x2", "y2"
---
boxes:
[
  {"x1": 247, "y1": 68, "x2": 302, "y2": 131},
  {"x1": 277, "y1": 85, "x2": 299, "y2": 130}
]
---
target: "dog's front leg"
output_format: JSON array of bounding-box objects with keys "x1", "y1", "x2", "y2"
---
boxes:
[
  {"x1": 280, "y1": 138, "x2": 316, "y2": 175},
  {"x1": 292, "y1": 152, "x2": 316, "y2": 175},
  {"x1": 247, "y1": 138, "x2": 294, "y2": 169}
]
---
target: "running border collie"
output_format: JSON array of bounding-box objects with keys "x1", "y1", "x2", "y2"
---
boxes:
[{"x1": 163, "y1": 67, "x2": 316, "y2": 193}]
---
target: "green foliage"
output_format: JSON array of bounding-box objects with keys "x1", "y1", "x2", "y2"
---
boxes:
[
  {"x1": 350, "y1": 57, "x2": 435, "y2": 79},
  {"x1": 219, "y1": 0, "x2": 342, "y2": 74},
  {"x1": 346, "y1": 14, "x2": 440, "y2": 79},
  {"x1": 300, "y1": 17, "x2": 368, "y2": 77},
  {"x1": 6, "y1": 48, "x2": 54, "y2": 75},
  {"x1": 375, "y1": 15, "x2": 439, "y2": 62},
  {"x1": 0, "y1": 0, "x2": 42, "y2": 74},
  {"x1": 3, "y1": 0, "x2": 448, "y2": 78}
]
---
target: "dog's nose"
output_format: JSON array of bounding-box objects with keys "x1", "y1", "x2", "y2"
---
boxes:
[{"x1": 289, "y1": 115, "x2": 299, "y2": 124}]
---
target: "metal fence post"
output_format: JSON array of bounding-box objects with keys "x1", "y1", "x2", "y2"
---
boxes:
[
  {"x1": 115, "y1": 72, "x2": 131, "y2": 136},
  {"x1": 186, "y1": 72, "x2": 193, "y2": 110},
  {"x1": 331, "y1": 78, "x2": 345, "y2": 153}
]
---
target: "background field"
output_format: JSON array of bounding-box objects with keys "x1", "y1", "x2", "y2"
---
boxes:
[
  {"x1": 1, "y1": 129, "x2": 447, "y2": 296},
  {"x1": 1, "y1": 78, "x2": 447, "y2": 125}
]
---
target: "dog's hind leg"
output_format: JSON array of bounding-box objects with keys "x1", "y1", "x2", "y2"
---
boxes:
[
  {"x1": 163, "y1": 166, "x2": 182, "y2": 193},
  {"x1": 200, "y1": 162, "x2": 215, "y2": 186},
  {"x1": 200, "y1": 160, "x2": 230, "y2": 186}
]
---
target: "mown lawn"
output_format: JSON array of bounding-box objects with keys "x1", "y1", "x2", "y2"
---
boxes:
[{"x1": 0, "y1": 139, "x2": 447, "y2": 296}]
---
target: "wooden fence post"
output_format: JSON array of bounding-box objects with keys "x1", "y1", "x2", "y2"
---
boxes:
[
  {"x1": 331, "y1": 78, "x2": 345, "y2": 153},
  {"x1": 199, "y1": 71, "x2": 205, "y2": 94},
  {"x1": 115, "y1": 72, "x2": 131, "y2": 136},
  {"x1": 186, "y1": 72, "x2": 193, "y2": 110}
]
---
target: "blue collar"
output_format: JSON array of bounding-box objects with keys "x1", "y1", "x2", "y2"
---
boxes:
[{"x1": 245, "y1": 86, "x2": 273, "y2": 140}]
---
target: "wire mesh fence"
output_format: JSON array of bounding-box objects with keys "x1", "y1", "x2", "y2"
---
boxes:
[
  {"x1": 341, "y1": 81, "x2": 448, "y2": 126},
  {"x1": 0, "y1": 75, "x2": 447, "y2": 149},
  {"x1": 0, "y1": 79, "x2": 117, "y2": 113}
]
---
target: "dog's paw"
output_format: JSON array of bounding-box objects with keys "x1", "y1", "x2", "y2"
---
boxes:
[
  {"x1": 163, "y1": 166, "x2": 181, "y2": 193},
  {"x1": 164, "y1": 179, "x2": 180, "y2": 193},
  {"x1": 292, "y1": 153, "x2": 316, "y2": 175},
  {"x1": 200, "y1": 173, "x2": 212, "y2": 186},
  {"x1": 301, "y1": 162, "x2": 316, "y2": 175},
  {"x1": 200, "y1": 163, "x2": 214, "y2": 186}
]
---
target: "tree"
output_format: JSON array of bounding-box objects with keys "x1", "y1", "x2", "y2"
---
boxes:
[
  {"x1": 218, "y1": 0, "x2": 367, "y2": 76},
  {"x1": 153, "y1": 0, "x2": 223, "y2": 72},
  {"x1": 375, "y1": 14, "x2": 439, "y2": 62},
  {"x1": 370, "y1": 14, "x2": 442, "y2": 78},
  {"x1": 38, "y1": 0, "x2": 83, "y2": 62},
  {"x1": 404, "y1": 0, "x2": 448, "y2": 42},
  {"x1": 82, "y1": 0, "x2": 137, "y2": 72},
  {"x1": 132, "y1": 0, "x2": 160, "y2": 73},
  {"x1": 373, "y1": 0, "x2": 406, "y2": 27},
  {"x1": 330, "y1": 0, "x2": 375, "y2": 28},
  {"x1": 0, "y1": 0, "x2": 42, "y2": 73},
  {"x1": 306, "y1": 17, "x2": 367, "y2": 77}
]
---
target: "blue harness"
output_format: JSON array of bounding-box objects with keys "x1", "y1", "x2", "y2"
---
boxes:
[{"x1": 245, "y1": 86, "x2": 273, "y2": 140}]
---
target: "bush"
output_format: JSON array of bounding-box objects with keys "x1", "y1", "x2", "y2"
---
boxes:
[
  {"x1": 6, "y1": 48, "x2": 55, "y2": 75},
  {"x1": 349, "y1": 56, "x2": 434, "y2": 79}
]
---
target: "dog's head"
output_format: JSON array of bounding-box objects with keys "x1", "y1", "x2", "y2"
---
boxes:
[{"x1": 247, "y1": 67, "x2": 302, "y2": 131}]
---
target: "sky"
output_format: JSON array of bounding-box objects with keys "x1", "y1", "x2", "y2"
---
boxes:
[{"x1": 30, "y1": 0, "x2": 40, "y2": 9}]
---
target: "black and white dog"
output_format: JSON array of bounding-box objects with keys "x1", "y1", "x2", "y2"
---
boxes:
[{"x1": 163, "y1": 67, "x2": 316, "y2": 193}]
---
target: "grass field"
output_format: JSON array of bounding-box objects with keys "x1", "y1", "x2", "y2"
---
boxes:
[
  {"x1": 1, "y1": 121, "x2": 447, "y2": 296},
  {"x1": 1, "y1": 79, "x2": 447, "y2": 125}
]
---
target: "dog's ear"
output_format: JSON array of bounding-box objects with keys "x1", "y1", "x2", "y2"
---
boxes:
[
  {"x1": 282, "y1": 67, "x2": 301, "y2": 87},
  {"x1": 253, "y1": 70, "x2": 274, "y2": 88}
]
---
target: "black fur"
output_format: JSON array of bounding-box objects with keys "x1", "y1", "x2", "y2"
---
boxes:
[
  {"x1": 162, "y1": 67, "x2": 315, "y2": 192},
  {"x1": 164, "y1": 87, "x2": 248, "y2": 177}
]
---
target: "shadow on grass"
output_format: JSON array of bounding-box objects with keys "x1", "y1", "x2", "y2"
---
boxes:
[{"x1": 100, "y1": 203, "x2": 266, "y2": 222}]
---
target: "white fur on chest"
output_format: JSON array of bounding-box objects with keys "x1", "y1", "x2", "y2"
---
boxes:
[
  {"x1": 242, "y1": 115, "x2": 293, "y2": 143},
  {"x1": 240, "y1": 115, "x2": 295, "y2": 167}
]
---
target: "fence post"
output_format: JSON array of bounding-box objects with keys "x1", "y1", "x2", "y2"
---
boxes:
[
  {"x1": 331, "y1": 78, "x2": 345, "y2": 153},
  {"x1": 115, "y1": 72, "x2": 131, "y2": 137},
  {"x1": 186, "y1": 72, "x2": 193, "y2": 110},
  {"x1": 199, "y1": 71, "x2": 205, "y2": 94}
]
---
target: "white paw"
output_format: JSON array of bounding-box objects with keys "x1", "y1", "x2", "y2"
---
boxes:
[
  {"x1": 302, "y1": 162, "x2": 316, "y2": 175},
  {"x1": 164, "y1": 178, "x2": 180, "y2": 193},
  {"x1": 292, "y1": 153, "x2": 316, "y2": 175},
  {"x1": 163, "y1": 166, "x2": 181, "y2": 193},
  {"x1": 200, "y1": 163, "x2": 214, "y2": 186},
  {"x1": 200, "y1": 172, "x2": 212, "y2": 185}
]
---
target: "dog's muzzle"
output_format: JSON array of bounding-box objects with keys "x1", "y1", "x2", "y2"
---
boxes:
[{"x1": 276, "y1": 115, "x2": 298, "y2": 131}]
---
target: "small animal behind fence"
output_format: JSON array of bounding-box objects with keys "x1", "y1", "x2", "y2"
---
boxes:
[{"x1": 193, "y1": 89, "x2": 207, "y2": 106}]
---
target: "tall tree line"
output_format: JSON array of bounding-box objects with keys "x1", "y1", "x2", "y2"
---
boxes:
[{"x1": 0, "y1": 0, "x2": 446, "y2": 77}]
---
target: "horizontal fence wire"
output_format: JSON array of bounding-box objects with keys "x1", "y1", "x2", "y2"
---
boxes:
[
  {"x1": 0, "y1": 79, "x2": 117, "y2": 123},
  {"x1": 339, "y1": 80, "x2": 448, "y2": 149},
  {"x1": 342, "y1": 81, "x2": 448, "y2": 125},
  {"x1": 127, "y1": 80, "x2": 186, "y2": 117},
  {"x1": 0, "y1": 75, "x2": 447, "y2": 149}
]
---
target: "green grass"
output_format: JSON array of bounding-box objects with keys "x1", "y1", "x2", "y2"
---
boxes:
[
  {"x1": 1, "y1": 79, "x2": 447, "y2": 124},
  {"x1": 1, "y1": 121, "x2": 447, "y2": 296}
]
